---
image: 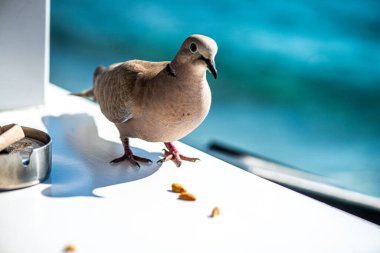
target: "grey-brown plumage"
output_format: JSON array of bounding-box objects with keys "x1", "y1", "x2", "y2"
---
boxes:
[{"x1": 74, "y1": 34, "x2": 218, "y2": 167}]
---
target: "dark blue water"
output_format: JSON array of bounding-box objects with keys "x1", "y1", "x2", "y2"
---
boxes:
[{"x1": 51, "y1": 0, "x2": 380, "y2": 197}]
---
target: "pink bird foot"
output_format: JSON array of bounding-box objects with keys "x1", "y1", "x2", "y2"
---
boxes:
[
  {"x1": 110, "y1": 137, "x2": 152, "y2": 168},
  {"x1": 158, "y1": 142, "x2": 200, "y2": 167}
]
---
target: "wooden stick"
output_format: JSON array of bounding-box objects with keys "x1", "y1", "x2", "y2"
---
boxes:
[{"x1": 0, "y1": 124, "x2": 25, "y2": 152}]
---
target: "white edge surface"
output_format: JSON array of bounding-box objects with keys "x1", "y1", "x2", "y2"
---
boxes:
[{"x1": 0, "y1": 84, "x2": 379, "y2": 253}]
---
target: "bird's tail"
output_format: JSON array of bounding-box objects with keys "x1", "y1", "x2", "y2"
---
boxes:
[
  {"x1": 71, "y1": 88, "x2": 94, "y2": 98},
  {"x1": 93, "y1": 66, "x2": 107, "y2": 83},
  {"x1": 71, "y1": 66, "x2": 107, "y2": 101}
]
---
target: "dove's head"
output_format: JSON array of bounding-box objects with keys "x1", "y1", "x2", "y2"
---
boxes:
[{"x1": 175, "y1": 34, "x2": 218, "y2": 79}]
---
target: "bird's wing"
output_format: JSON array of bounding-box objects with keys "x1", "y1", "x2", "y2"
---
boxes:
[{"x1": 94, "y1": 60, "x2": 169, "y2": 123}]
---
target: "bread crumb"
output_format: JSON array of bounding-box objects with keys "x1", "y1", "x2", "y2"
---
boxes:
[
  {"x1": 171, "y1": 183, "x2": 186, "y2": 193},
  {"x1": 210, "y1": 207, "x2": 220, "y2": 218},
  {"x1": 178, "y1": 192, "x2": 196, "y2": 201},
  {"x1": 64, "y1": 244, "x2": 76, "y2": 252}
]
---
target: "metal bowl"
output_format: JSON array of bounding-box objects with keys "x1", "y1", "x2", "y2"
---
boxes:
[{"x1": 0, "y1": 126, "x2": 52, "y2": 190}]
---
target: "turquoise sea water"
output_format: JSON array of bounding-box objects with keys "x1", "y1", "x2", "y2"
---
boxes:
[{"x1": 51, "y1": 0, "x2": 380, "y2": 197}]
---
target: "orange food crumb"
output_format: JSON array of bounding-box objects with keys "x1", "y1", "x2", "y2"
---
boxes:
[
  {"x1": 210, "y1": 207, "x2": 220, "y2": 218},
  {"x1": 178, "y1": 192, "x2": 196, "y2": 201},
  {"x1": 171, "y1": 183, "x2": 187, "y2": 193},
  {"x1": 64, "y1": 244, "x2": 76, "y2": 252}
]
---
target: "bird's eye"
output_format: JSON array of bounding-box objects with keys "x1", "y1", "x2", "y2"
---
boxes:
[{"x1": 190, "y1": 43, "x2": 197, "y2": 53}]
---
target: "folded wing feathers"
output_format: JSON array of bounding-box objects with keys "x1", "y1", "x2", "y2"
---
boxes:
[{"x1": 94, "y1": 60, "x2": 169, "y2": 123}]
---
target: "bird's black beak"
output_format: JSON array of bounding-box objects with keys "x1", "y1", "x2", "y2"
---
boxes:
[
  {"x1": 207, "y1": 60, "x2": 218, "y2": 79},
  {"x1": 201, "y1": 56, "x2": 218, "y2": 79}
]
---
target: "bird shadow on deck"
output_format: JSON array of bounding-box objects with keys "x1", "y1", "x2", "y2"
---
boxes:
[{"x1": 41, "y1": 113, "x2": 162, "y2": 198}]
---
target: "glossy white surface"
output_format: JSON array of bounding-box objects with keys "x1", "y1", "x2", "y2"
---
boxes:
[
  {"x1": 0, "y1": 84, "x2": 379, "y2": 253},
  {"x1": 0, "y1": 0, "x2": 49, "y2": 110}
]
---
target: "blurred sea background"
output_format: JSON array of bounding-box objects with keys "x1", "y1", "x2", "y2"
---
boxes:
[{"x1": 50, "y1": 0, "x2": 380, "y2": 197}]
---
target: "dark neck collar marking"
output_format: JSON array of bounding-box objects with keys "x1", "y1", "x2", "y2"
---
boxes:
[{"x1": 166, "y1": 63, "x2": 176, "y2": 77}]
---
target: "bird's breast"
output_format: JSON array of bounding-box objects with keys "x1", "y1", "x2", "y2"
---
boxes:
[{"x1": 133, "y1": 79, "x2": 211, "y2": 142}]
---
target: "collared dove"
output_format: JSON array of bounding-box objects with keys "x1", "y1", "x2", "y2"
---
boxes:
[{"x1": 74, "y1": 34, "x2": 218, "y2": 167}]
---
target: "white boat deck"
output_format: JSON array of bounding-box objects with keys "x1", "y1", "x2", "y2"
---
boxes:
[{"x1": 0, "y1": 84, "x2": 379, "y2": 253}]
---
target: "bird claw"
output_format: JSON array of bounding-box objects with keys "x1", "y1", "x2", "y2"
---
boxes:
[
  {"x1": 179, "y1": 154, "x2": 200, "y2": 163},
  {"x1": 110, "y1": 155, "x2": 129, "y2": 164},
  {"x1": 110, "y1": 154, "x2": 152, "y2": 168},
  {"x1": 157, "y1": 148, "x2": 199, "y2": 167}
]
